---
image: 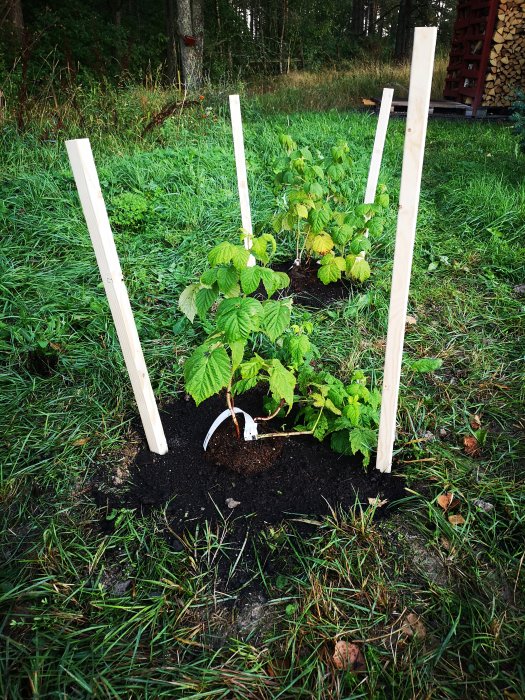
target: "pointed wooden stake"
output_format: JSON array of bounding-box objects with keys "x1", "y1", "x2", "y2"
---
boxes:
[
  {"x1": 364, "y1": 87, "x2": 394, "y2": 205},
  {"x1": 66, "y1": 138, "x2": 168, "y2": 455},
  {"x1": 376, "y1": 28, "x2": 437, "y2": 473},
  {"x1": 229, "y1": 94, "x2": 256, "y2": 266}
]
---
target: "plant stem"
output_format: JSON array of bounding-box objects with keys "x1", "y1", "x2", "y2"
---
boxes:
[
  {"x1": 256, "y1": 429, "x2": 313, "y2": 440},
  {"x1": 226, "y1": 380, "x2": 241, "y2": 440},
  {"x1": 254, "y1": 399, "x2": 285, "y2": 422}
]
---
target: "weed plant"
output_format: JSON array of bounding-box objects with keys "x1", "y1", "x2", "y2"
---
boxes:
[{"x1": 0, "y1": 94, "x2": 524, "y2": 697}]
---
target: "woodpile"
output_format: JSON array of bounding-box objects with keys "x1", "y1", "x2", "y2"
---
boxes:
[{"x1": 483, "y1": 0, "x2": 525, "y2": 107}]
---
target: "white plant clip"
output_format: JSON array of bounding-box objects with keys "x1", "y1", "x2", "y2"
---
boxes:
[{"x1": 203, "y1": 408, "x2": 258, "y2": 451}]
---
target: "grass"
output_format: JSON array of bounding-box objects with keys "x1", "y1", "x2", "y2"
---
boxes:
[{"x1": 1, "y1": 85, "x2": 524, "y2": 698}]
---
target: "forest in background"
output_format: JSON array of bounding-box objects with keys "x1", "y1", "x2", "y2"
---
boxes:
[{"x1": 1, "y1": 0, "x2": 456, "y2": 93}]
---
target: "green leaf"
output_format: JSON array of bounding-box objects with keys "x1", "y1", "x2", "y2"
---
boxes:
[
  {"x1": 327, "y1": 163, "x2": 345, "y2": 181},
  {"x1": 251, "y1": 233, "x2": 276, "y2": 263},
  {"x1": 261, "y1": 299, "x2": 292, "y2": 342},
  {"x1": 200, "y1": 268, "x2": 218, "y2": 286},
  {"x1": 376, "y1": 192, "x2": 389, "y2": 208},
  {"x1": 296, "y1": 203, "x2": 309, "y2": 219},
  {"x1": 195, "y1": 286, "x2": 218, "y2": 320},
  {"x1": 309, "y1": 204, "x2": 331, "y2": 233},
  {"x1": 217, "y1": 266, "x2": 239, "y2": 295},
  {"x1": 216, "y1": 297, "x2": 263, "y2": 342},
  {"x1": 208, "y1": 241, "x2": 235, "y2": 266},
  {"x1": 331, "y1": 223, "x2": 355, "y2": 246},
  {"x1": 347, "y1": 256, "x2": 371, "y2": 282},
  {"x1": 410, "y1": 358, "x2": 443, "y2": 373},
  {"x1": 231, "y1": 245, "x2": 251, "y2": 270},
  {"x1": 232, "y1": 376, "x2": 259, "y2": 395},
  {"x1": 184, "y1": 344, "x2": 231, "y2": 405},
  {"x1": 367, "y1": 217, "x2": 384, "y2": 236},
  {"x1": 230, "y1": 340, "x2": 245, "y2": 371},
  {"x1": 178, "y1": 283, "x2": 199, "y2": 323},
  {"x1": 268, "y1": 359, "x2": 296, "y2": 407},
  {"x1": 260, "y1": 268, "x2": 290, "y2": 298},
  {"x1": 331, "y1": 430, "x2": 351, "y2": 455},
  {"x1": 308, "y1": 182, "x2": 324, "y2": 199},
  {"x1": 240, "y1": 266, "x2": 262, "y2": 294},
  {"x1": 318, "y1": 254, "x2": 344, "y2": 285},
  {"x1": 312, "y1": 412, "x2": 329, "y2": 440},
  {"x1": 287, "y1": 334, "x2": 311, "y2": 368},
  {"x1": 349, "y1": 427, "x2": 377, "y2": 466},
  {"x1": 343, "y1": 401, "x2": 361, "y2": 426},
  {"x1": 350, "y1": 237, "x2": 372, "y2": 255},
  {"x1": 324, "y1": 398, "x2": 342, "y2": 415}
]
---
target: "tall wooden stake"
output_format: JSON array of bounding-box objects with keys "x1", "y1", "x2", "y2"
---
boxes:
[
  {"x1": 229, "y1": 94, "x2": 256, "y2": 266},
  {"x1": 364, "y1": 87, "x2": 394, "y2": 205},
  {"x1": 376, "y1": 28, "x2": 437, "y2": 473},
  {"x1": 66, "y1": 139, "x2": 168, "y2": 456}
]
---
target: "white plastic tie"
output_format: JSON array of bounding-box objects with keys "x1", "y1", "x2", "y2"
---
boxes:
[{"x1": 203, "y1": 408, "x2": 258, "y2": 450}]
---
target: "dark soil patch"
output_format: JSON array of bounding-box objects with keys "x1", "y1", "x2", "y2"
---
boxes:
[
  {"x1": 26, "y1": 347, "x2": 59, "y2": 377},
  {"x1": 271, "y1": 259, "x2": 354, "y2": 308},
  {"x1": 93, "y1": 391, "x2": 405, "y2": 534},
  {"x1": 206, "y1": 419, "x2": 285, "y2": 474}
]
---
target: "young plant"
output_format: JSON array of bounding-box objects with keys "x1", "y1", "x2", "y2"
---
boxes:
[
  {"x1": 272, "y1": 134, "x2": 389, "y2": 285},
  {"x1": 178, "y1": 235, "x2": 381, "y2": 464}
]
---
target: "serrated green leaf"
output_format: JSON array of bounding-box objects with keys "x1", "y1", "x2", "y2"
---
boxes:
[
  {"x1": 217, "y1": 265, "x2": 239, "y2": 294},
  {"x1": 200, "y1": 268, "x2": 218, "y2": 286},
  {"x1": 348, "y1": 256, "x2": 371, "y2": 282},
  {"x1": 347, "y1": 383, "x2": 370, "y2": 401},
  {"x1": 331, "y1": 223, "x2": 355, "y2": 246},
  {"x1": 195, "y1": 286, "x2": 218, "y2": 320},
  {"x1": 367, "y1": 217, "x2": 384, "y2": 236},
  {"x1": 327, "y1": 163, "x2": 345, "y2": 181},
  {"x1": 344, "y1": 401, "x2": 361, "y2": 426},
  {"x1": 410, "y1": 358, "x2": 443, "y2": 373},
  {"x1": 308, "y1": 182, "x2": 324, "y2": 199},
  {"x1": 331, "y1": 429, "x2": 351, "y2": 455},
  {"x1": 287, "y1": 334, "x2": 311, "y2": 368},
  {"x1": 324, "y1": 398, "x2": 342, "y2": 415},
  {"x1": 318, "y1": 254, "x2": 344, "y2": 285},
  {"x1": 296, "y1": 203, "x2": 309, "y2": 219},
  {"x1": 260, "y1": 268, "x2": 290, "y2": 298},
  {"x1": 376, "y1": 192, "x2": 389, "y2": 208},
  {"x1": 309, "y1": 204, "x2": 331, "y2": 233},
  {"x1": 268, "y1": 359, "x2": 296, "y2": 407},
  {"x1": 231, "y1": 376, "x2": 259, "y2": 395},
  {"x1": 230, "y1": 340, "x2": 245, "y2": 371},
  {"x1": 349, "y1": 426, "x2": 377, "y2": 465},
  {"x1": 251, "y1": 233, "x2": 276, "y2": 263},
  {"x1": 312, "y1": 412, "x2": 329, "y2": 440},
  {"x1": 240, "y1": 266, "x2": 262, "y2": 294},
  {"x1": 216, "y1": 297, "x2": 263, "y2": 342},
  {"x1": 178, "y1": 283, "x2": 199, "y2": 323},
  {"x1": 184, "y1": 344, "x2": 231, "y2": 405},
  {"x1": 208, "y1": 241, "x2": 235, "y2": 266},
  {"x1": 231, "y1": 245, "x2": 251, "y2": 270},
  {"x1": 261, "y1": 299, "x2": 292, "y2": 342}
]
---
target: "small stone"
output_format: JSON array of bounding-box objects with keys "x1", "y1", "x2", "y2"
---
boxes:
[
  {"x1": 439, "y1": 428, "x2": 448, "y2": 438},
  {"x1": 226, "y1": 498, "x2": 241, "y2": 509},
  {"x1": 472, "y1": 498, "x2": 494, "y2": 512}
]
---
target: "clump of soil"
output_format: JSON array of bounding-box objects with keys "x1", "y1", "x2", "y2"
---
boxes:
[
  {"x1": 273, "y1": 260, "x2": 353, "y2": 308},
  {"x1": 206, "y1": 418, "x2": 285, "y2": 474}
]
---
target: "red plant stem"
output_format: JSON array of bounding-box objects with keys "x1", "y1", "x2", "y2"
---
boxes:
[
  {"x1": 226, "y1": 383, "x2": 241, "y2": 440},
  {"x1": 254, "y1": 399, "x2": 285, "y2": 422}
]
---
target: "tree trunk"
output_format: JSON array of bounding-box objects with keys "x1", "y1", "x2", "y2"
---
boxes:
[
  {"x1": 166, "y1": 0, "x2": 178, "y2": 83},
  {"x1": 175, "y1": 0, "x2": 204, "y2": 90},
  {"x1": 394, "y1": 0, "x2": 412, "y2": 59},
  {"x1": 3, "y1": 0, "x2": 24, "y2": 46}
]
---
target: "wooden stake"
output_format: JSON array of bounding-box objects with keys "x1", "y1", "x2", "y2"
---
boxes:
[
  {"x1": 376, "y1": 28, "x2": 437, "y2": 473},
  {"x1": 66, "y1": 139, "x2": 168, "y2": 456},
  {"x1": 229, "y1": 94, "x2": 256, "y2": 266},
  {"x1": 364, "y1": 87, "x2": 394, "y2": 205}
]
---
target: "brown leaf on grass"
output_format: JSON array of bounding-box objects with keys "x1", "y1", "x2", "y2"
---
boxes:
[
  {"x1": 448, "y1": 514, "x2": 466, "y2": 526},
  {"x1": 332, "y1": 641, "x2": 366, "y2": 672},
  {"x1": 469, "y1": 414, "x2": 481, "y2": 430},
  {"x1": 72, "y1": 437, "x2": 90, "y2": 446},
  {"x1": 406, "y1": 315, "x2": 418, "y2": 326},
  {"x1": 463, "y1": 435, "x2": 481, "y2": 457},
  {"x1": 437, "y1": 492, "x2": 460, "y2": 512},
  {"x1": 367, "y1": 496, "x2": 388, "y2": 508},
  {"x1": 400, "y1": 612, "x2": 426, "y2": 639}
]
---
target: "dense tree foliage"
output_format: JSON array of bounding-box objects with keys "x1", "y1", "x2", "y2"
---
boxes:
[{"x1": 0, "y1": 0, "x2": 456, "y2": 89}]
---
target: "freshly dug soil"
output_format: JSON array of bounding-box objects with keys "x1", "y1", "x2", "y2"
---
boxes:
[
  {"x1": 206, "y1": 418, "x2": 285, "y2": 474},
  {"x1": 272, "y1": 260, "x2": 353, "y2": 308},
  {"x1": 93, "y1": 391, "x2": 405, "y2": 533}
]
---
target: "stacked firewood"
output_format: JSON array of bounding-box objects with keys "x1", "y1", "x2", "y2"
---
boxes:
[{"x1": 483, "y1": 0, "x2": 525, "y2": 107}]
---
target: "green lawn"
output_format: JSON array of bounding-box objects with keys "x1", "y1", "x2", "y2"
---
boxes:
[{"x1": 1, "y1": 102, "x2": 524, "y2": 698}]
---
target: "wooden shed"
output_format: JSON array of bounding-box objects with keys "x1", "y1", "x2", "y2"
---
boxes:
[{"x1": 444, "y1": 0, "x2": 525, "y2": 115}]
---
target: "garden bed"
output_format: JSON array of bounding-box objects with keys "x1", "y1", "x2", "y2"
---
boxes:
[
  {"x1": 271, "y1": 260, "x2": 353, "y2": 307},
  {"x1": 93, "y1": 391, "x2": 405, "y2": 533}
]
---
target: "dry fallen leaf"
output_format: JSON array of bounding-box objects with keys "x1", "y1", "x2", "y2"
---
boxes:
[
  {"x1": 400, "y1": 612, "x2": 426, "y2": 639},
  {"x1": 406, "y1": 315, "x2": 418, "y2": 325},
  {"x1": 463, "y1": 435, "x2": 481, "y2": 457},
  {"x1": 332, "y1": 641, "x2": 365, "y2": 672},
  {"x1": 367, "y1": 496, "x2": 388, "y2": 508},
  {"x1": 469, "y1": 414, "x2": 481, "y2": 430},
  {"x1": 437, "y1": 492, "x2": 460, "y2": 512},
  {"x1": 226, "y1": 498, "x2": 241, "y2": 509},
  {"x1": 72, "y1": 437, "x2": 90, "y2": 446},
  {"x1": 448, "y1": 514, "x2": 466, "y2": 526},
  {"x1": 472, "y1": 498, "x2": 494, "y2": 512}
]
